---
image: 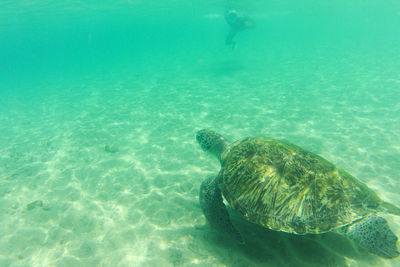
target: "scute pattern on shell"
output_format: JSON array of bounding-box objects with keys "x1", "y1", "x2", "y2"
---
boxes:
[{"x1": 218, "y1": 137, "x2": 382, "y2": 234}]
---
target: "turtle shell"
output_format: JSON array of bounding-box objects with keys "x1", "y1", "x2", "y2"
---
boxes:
[{"x1": 218, "y1": 137, "x2": 382, "y2": 234}]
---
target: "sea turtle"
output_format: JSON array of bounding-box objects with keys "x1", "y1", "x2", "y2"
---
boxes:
[{"x1": 196, "y1": 129, "x2": 400, "y2": 259}]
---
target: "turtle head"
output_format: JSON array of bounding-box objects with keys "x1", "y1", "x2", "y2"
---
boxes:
[{"x1": 196, "y1": 129, "x2": 230, "y2": 161}]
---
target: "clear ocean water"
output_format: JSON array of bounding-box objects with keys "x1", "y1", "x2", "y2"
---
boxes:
[{"x1": 1, "y1": 1, "x2": 400, "y2": 266}]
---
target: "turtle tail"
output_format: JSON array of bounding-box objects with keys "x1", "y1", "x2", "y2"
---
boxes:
[{"x1": 381, "y1": 201, "x2": 400, "y2": 216}]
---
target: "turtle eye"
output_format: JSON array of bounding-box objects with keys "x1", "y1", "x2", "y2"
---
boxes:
[
  {"x1": 196, "y1": 130, "x2": 210, "y2": 149},
  {"x1": 196, "y1": 129, "x2": 219, "y2": 151},
  {"x1": 196, "y1": 130, "x2": 204, "y2": 143}
]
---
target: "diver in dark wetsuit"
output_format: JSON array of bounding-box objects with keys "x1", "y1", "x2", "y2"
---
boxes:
[{"x1": 225, "y1": 9, "x2": 254, "y2": 49}]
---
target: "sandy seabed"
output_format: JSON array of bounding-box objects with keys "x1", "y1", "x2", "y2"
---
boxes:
[{"x1": 0, "y1": 51, "x2": 399, "y2": 267}]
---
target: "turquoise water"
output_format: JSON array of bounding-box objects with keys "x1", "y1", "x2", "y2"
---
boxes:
[{"x1": 1, "y1": 1, "x2": 400, "y2": 266}]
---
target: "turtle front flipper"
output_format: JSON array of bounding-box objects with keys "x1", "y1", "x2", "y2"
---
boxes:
[
  {"x1": 346, "y1": 215, "x2": 399, "y2": 259},
  {"x1": 200, "y1": 176, "x2": 243, "y2": 243}
]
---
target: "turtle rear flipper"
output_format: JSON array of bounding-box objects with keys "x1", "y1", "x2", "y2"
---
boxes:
[
  {"x1": 346, "y1": 215, "x2": 399, "y2": 259},
  {"x1": 200, "y1": 176, "x2": 244, "y2": 243}
]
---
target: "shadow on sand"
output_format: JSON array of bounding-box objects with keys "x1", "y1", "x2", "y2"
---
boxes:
[{"x1": 196, "y1": 209, "x2": 383, "y2": 267}]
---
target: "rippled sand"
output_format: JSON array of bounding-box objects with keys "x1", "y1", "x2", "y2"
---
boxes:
[{"x1": 0, "y1": 49, "x2": 399, "y2": 267}]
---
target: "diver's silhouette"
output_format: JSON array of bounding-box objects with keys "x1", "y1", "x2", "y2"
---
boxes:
[{"x1": 225, "y1": 9, "x2": 254, "y2": 49}]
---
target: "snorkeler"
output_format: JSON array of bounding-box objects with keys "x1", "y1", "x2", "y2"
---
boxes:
[{"x1": 225, "y1": 9, "x2": 254, "y2": 49}]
